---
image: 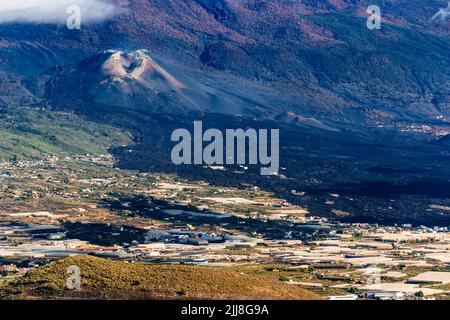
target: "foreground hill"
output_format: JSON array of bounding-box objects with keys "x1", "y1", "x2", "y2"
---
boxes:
[{"x1": 3, "y1": 255, "x2": 320, "y2": 300}]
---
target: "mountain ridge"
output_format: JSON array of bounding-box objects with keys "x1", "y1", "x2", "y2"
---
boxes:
[{"x1": 3, "y1": 1, "x2": 450, "y2": 124}]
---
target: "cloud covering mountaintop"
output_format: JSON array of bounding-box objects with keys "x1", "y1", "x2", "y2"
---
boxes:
[{"x1": 0, "y1": 0, "x2": 123, "y2": 24}]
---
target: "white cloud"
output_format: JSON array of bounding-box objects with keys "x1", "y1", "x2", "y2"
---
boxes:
[
  {"x1": 432, "y1": 2, "x2": 450, "y2": 23},
  {"x1": 0, "y1": 0, "x2": 124, "y2": 24}
]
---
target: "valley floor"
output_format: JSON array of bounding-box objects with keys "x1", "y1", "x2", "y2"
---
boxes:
[{"x1": 0, "y1": 156, "x2": 448, "y2": 300}]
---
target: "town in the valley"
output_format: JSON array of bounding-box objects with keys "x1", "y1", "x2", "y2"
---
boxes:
[{"x1": 0, "y1": 155, "x2": 449, "y2": 300}]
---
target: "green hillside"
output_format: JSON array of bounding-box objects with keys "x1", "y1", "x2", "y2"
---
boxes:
[{"x1": 0, "y1": 107, "x2": 132, "y2": 160}]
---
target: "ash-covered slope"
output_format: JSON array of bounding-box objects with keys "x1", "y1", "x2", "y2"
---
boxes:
[
  {"x1": 0, "y1": 1, "x2": 450, "y2": 225},
  {"x1": 32, "y1": 49, "x2": 291, "y2": 116}
]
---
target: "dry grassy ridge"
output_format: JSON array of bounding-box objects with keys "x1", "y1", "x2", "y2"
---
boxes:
[{"x1": 3, "y1": 255, "x2": 320, "y2": 300}]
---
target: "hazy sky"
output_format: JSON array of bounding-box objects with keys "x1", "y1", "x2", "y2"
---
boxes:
[{"x1": 0, "y1": 0, "x2": 123, "y2": 24}]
